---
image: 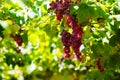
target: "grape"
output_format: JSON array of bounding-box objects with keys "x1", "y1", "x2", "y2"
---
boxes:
[
  {"x1": 70, "y1": 36, "x2": 82, "y2": 61},
  {"x1": 61, "y1": 29, "x2": 71, "y2": 57},
  {"x1": 96, "y1": 58, "x2": 104, "y2": 72},
  {"x1": 10, "y1": 33, "x2": 22, "y2": 46},
  {"x1": 50, "y1": 1, "x2": 57, "y2": 10},
  {"x1": 16, "y1": 48, "x2": 21, "y2": 53},
  {"x1": 56, "y1": 11, "x2": 63, "y2": 21},
  {"x1": 63, "y1": 53, "x2": 70, "y2": 58},
  {"x1": 50, "y1": 0, "x2": 72, "y2": 21},
  {"x1": 10, "y1": 33, "x2": 14, "y2": 38},
  {"x1": 72, "y1": 25, "x2": 82, "y2": 40},
  {"x1": 76, "y1": 55, "x2": 82, "y2": 61},
  {"x1": 61, "y1": 29, "x2": 71, "y2": 47},
  {"x1": 63, "y1": 47, "x2": 70, "y2": 54},
  {"x1": 14, "y1": 36, "x2": 22, "y2": 46},
  {"x1": 65, "y1": 15, "x2": 71, "y2": 26}
]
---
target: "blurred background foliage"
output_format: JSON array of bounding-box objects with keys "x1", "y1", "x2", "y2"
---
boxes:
[{"x1": 0, "y1": 0, "x2": 120, "y2": 80}]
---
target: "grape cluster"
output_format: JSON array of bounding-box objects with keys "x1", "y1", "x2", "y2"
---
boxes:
[
  {"x1": 61, "y1": 29, "x2": 82, "y2": 61},
  {"x1": 50, "y1": 0, "x2": 82, "y2": 61},
  {"x1": 50, "y1": 0, "x2": 72, "y2": 21},
  {"x1": 96, "y1": 58, "x2": 104, "y2": 72},
  {"x1": 10, "y1": 33, "x2": 22, "y2": 46},
  {"x1": 61, "y1": 29, "x2": 71, "y2": 58},
  {"x1": 61, "y1": 15, "x2": 82, "y2": 61}
]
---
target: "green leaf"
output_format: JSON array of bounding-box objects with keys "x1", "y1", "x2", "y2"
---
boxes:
[
  {"x1": 0, "y1": 75, "x2": 2, "y2": 80},
  {"x1": 60, "y1": 22, "x2": 64, "y2": 30},
  {"x1": 83, "y1": 26, "x2": 91, "y2": 38},
  {"x1": 107, "y1": 0, "x2": 116, "y2": 4},
  {"x1": 93, "y1": 6, "x2": 107, "y2": 20},
  {"x1": 10, "y1": 76, "x2": 17, "y2": 80},
  {"x1": 24, "y1": 54, "x2": 31, "y2": 65},
  {"x1": 91, "y1": 42, "x2": 104, "y2": 57},
  {"x1": 4, "y1": 53, "x2": 16, "y2": 68},
  {"x1": 36, "y1": 1, "x2": 44, "y2": 6},
  {"x1": 69, "y1": 4, "x2": 76, "y2": 15},
  {"x1": 103, "y1": 43, "x2": 111, "y2": 56},
  {"x1": 64, "y1": 59, "x2": 72, "y2": 65},
  {"x1": 91, "y1": 42, "x2": 111, "y2": 57},
  {"x1": 43, "y1": 4, "x2": 47, "y2": 10},
  {"x1": 109, "y1": 53, "x2": 120, "y2": 67},
  {"x1": 70, "y1": 3, "x2": 107, "y2": 23},
  {"x1": 76, "y1": 3, "x2": 92, "y2": 23},
  {"x1": 31, "y1": 6, "x2": 38, "y2": 13},
  {"x1": 109, "y1": 35, "x2": 120, "y2": 47},
  {"x1": 22, "y1": 0, "x2": 33, "y2": 7},
  {"x1": 21, "y1": 31, "x2": 28, "y2": 46},
  {"x1": 84, "y1": 70, "x2": 104, "y2": 80},
  {"x1": 109, "y1": 21, "x2": 120, "y2": 32},
  {"x1": 16, "y1": 54, "x2": 25, "y2": 67},
  {"x1": 11, "y1": 24, "x2": 20, "y2": 33}
]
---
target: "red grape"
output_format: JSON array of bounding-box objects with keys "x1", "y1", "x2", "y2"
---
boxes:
[
  {"x1": 96, "y1": 58, "x2": 104, "y2": 72},
  {"x1": 10, "y1": 33, "x2": 22, "y2": 46},
  {"x1": 63, "y1": 53, "x2": 70, "y2": 58}
]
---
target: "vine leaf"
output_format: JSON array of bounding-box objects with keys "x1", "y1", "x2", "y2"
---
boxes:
[{"x1": 70, "y1": 3, "x2": 107, "y2": 23}]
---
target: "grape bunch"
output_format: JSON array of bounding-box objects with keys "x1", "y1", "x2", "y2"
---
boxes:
[
  {"x1": 50, "y1": 0, "x2": 72, "y2": 21},
  {"x1": 96, "y1": 58, "x2": 104, "y2": 72},
  {"x1": 10, "y1": 33, "x2": 22, "y2": 53},
  {"x1": 10, "y1": 33, "x2": 22, "y2": 46},
  {"x1": 61, "y1": 29, "x2": 82, "y2": 61},
  {"x1": 50, "y1": 0, "x2": 82, "y2": 61},
  {"x1": 61, "y1": 29, "x2": 71, "y2": 58},
  {"x1": 61, "y1": 15, "x2": 82, "y2": 61}
]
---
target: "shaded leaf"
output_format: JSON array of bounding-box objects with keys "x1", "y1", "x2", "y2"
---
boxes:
[
  {"x1": 0, "y1": 25, "x2": 4, "y2": 37},
  {"x1": 109, "y1": 35, "x2": 120, "y2": 47}
]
